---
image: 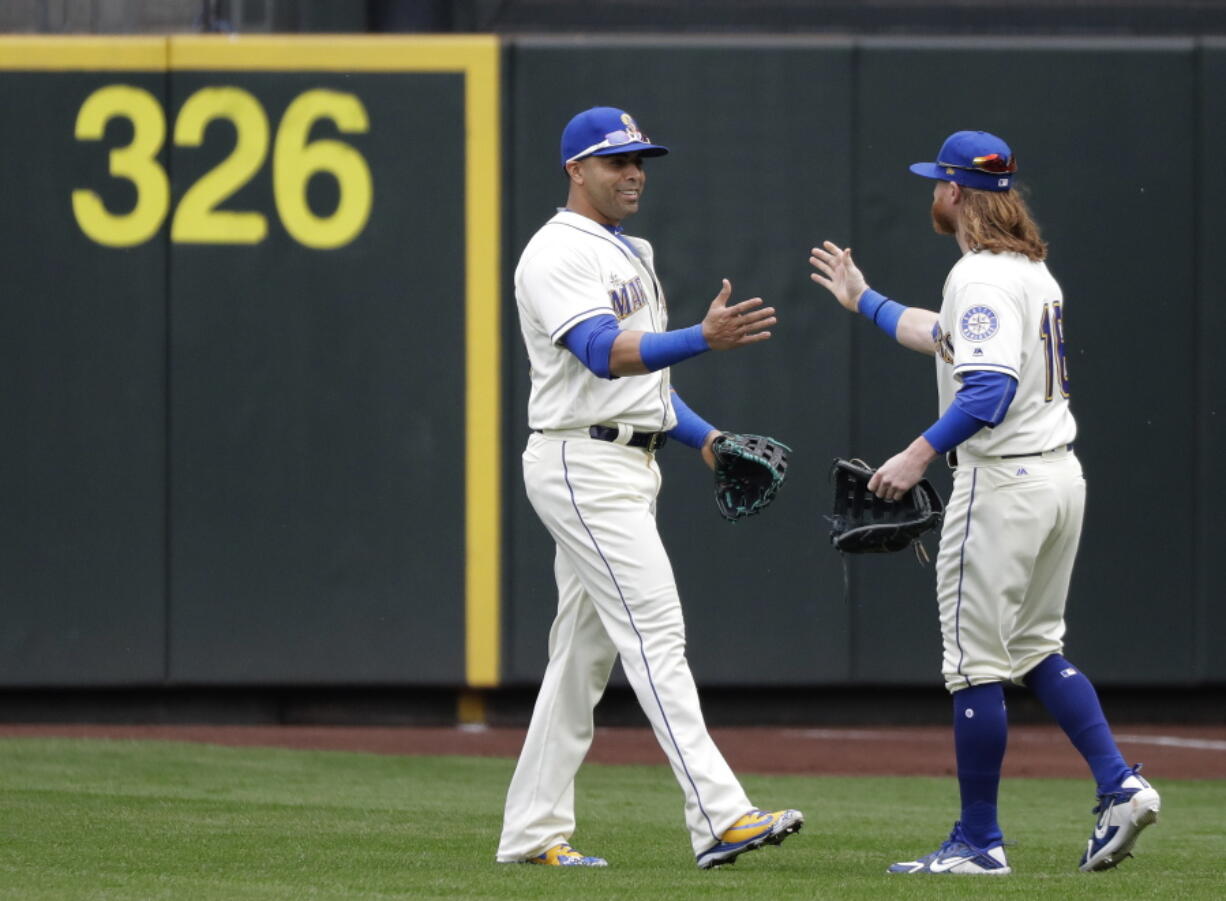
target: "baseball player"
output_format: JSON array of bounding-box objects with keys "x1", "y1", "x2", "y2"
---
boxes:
[
  {"x1": 496, "y1": 106, "x2": 803, "y2": 869},
  {"x1": 808, "y1": 130, "x2": 1160, "y2": 875}
]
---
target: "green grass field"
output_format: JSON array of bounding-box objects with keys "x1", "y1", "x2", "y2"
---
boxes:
[{"x1": 0, "y1": 737, "x2": 1219, "y2": 900}]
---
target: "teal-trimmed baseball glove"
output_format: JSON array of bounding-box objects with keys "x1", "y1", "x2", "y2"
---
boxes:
[{"x1": 712, "y1": 433, "x2": 790, "y2": 522}]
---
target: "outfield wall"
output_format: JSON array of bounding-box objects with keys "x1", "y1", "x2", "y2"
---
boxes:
[{"x1": 1, "y1": 35, "x2": 1221, "y2": 695}]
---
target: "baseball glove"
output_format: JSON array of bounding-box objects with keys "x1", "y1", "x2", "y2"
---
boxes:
[
  {"x1": 827, "y1": 457, "x2": 944, "y2": 557},
  {"x1": 712, "y1": 433, "x2": 790, "y2": 522}
]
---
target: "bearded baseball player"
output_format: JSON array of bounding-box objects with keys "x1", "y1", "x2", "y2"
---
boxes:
[
  {"x1": 495, "y1": 106, "x2": 803, "y2": 869},
  {"x1": 809, "y1": 130, "x2": 1160, "y2": 875}
]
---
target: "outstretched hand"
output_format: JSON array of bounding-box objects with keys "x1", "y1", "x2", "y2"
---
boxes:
[
  {"x1": 701, "y1": 279, "x2": 776, "y2": 350},
  {"x1": 809, "y1": 241, "x2": 869, "y2": 313}
]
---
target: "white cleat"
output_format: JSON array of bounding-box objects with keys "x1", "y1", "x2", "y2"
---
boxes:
[
  {"x1": 1080, "y1": 767, "x2": 1161, "y2": 872},
  {"x1": 888, "y1": 822, "x2": 1011, "y2": 875}
]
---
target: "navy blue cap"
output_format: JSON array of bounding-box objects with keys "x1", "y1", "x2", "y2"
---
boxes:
[
  {"x1": 561, "y1": 107, "x2": 669, "y2": 167},
  {"x1": 909, "y1": 130, "x2": 1016, "y2": 192}
]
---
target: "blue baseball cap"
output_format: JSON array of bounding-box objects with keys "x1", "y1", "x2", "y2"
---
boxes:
[
  {"x1": 560, "y1": 107, "x2": 669, "y2": 167},
  {"x1": 909, "y1": 130, "x2": 1017, "y2": 192}
]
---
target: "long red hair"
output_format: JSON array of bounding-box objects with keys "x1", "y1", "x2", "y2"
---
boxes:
[{"x1": 961, "y1": 186, "x2": 1048, "y2": 261}]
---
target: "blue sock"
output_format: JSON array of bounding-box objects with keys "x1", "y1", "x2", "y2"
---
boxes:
[
  {"x1": 953, "y1": 682, "x2": 1007, "y2": 848},
  {"x1": 1025, "y1": 653, "x2": 1131, "y2": 793}
]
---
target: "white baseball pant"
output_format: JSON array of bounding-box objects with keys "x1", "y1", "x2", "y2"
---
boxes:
[
  {"x1": 936, "y1": 447, "x2": 1084, "y2": 692},
  {"x1": 496, "y1": 432, "x2": 751, "y2": 861}
]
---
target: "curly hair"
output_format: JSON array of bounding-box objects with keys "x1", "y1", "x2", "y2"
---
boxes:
[{"x1": 960, "y1": 186, "x2": 1048, "y2": 261}]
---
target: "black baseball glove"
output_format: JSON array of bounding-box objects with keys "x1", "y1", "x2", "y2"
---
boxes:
[
  {"x1": 712, "y1": 433, "x2": 790, "y2": 522},
  {"x1": 827, "y1": 457, "x2": 944, "y2": 556}
]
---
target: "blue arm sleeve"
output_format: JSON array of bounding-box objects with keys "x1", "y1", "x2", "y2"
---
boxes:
[
  {"x1": 564, "y1": 317, "x2": 710, "y2": 377},
  {"x1": 561, "y1": 314, "x2": 620, "y2": 379},
  {"x1": 857, "y1": 288, "x2": 906, "y2": 340},
  {"x1": 922, "y1": 404, "x2": 985, "y2": 454},
  {"x1": 667, "y1": 388, "x2": 717, "y2": 449},
  {"x1": 955, "y1": 370, "x2": 1018, "y2": 425},
  {"x1": 920, "y1": 371, "x2": 1018, "y2": 453},
  {"x1": 638, "y1": 324, "x2": 710, "y2": 372}
]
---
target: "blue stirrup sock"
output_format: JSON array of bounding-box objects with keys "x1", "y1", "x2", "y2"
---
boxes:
[
  {"x1": 1025, "y1": 653, "x2": 1131, "y2": 793},
  {"x1": 953, "y1": 682, "x2": 1008, "y2": 848}
]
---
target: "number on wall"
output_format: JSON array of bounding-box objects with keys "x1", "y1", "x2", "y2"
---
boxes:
[{"x1": 72, "y1": 84, "x2": 373, "y2": 249}]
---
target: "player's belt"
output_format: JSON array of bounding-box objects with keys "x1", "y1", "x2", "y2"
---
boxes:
[
  {"x1": 534, "y1": 426, "x2": 668, "y2": 451},
  {"x1": 948, "y1": 443, "x2": 1074, "y2": 467},
  {"x1": 589, "y1": 425, "x2": 668, "y2": 451}
]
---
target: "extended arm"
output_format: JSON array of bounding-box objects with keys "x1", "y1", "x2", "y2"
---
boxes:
[
  {"x1": 809, "y1": 241, "x2": 937, "y2": 354},
  {"x1": 562, "y1": 279, "x2": 776, "y2": 378}
]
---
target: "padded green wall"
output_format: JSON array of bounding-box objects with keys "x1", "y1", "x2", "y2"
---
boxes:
[{"x1": 1, "y1": 37, "x2": 1219, "y2": 690}]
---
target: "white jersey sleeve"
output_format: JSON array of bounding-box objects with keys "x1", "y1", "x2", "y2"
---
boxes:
[
  {"x1": 948, "y1": 281, "x2": 1023, "y2": 382},
  {"x1": 519, "y1": 234, "x2": 618, "y2": 344}
]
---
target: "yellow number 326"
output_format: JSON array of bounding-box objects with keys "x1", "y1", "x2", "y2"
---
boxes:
[{"x1": 72, "y1": 84, "x2": 373, "y2": 250}]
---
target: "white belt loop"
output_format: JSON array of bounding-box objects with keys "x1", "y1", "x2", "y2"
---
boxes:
[{"x1": 613, "y1": 422, "x2": 633, "y2": 445}]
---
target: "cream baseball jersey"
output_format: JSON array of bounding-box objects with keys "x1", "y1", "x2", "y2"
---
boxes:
[
  {"x1": 932, "y1": 250, "x2": 1077, "y2": 456},
  {"x1": 516, "y1": 209, "x2": 676, "y2": 431}
]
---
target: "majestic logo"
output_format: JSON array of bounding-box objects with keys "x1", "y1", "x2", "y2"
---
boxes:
[
  {"x1": 960, "y1": 305, "x2": 999, "y2": 342},
  {"x1": 1016, "y1": 467, "x2": 1028, "y2": 476},
  {"x1": 608, "y1": 275, "x2": 648, "y2": 320}
]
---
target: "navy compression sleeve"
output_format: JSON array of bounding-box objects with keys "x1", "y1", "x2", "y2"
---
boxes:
[
  {"x1": 667, "y1": 388, "x2": 717, "y2": 449},
  {"x1": 562, "y1": 314, "x2": 620, "y2": 379},
  {"x1": 921, "y1": 370, "x2": 1018, "y2": 453}
]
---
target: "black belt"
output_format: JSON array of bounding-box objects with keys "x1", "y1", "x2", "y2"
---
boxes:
[
  {"x1": 948, "y1": 443, "x2": 1074, "y2": 467},
  {"x1": 589, "y1": 425, "x2": 668, "y2": 451},
  {"x1": 1002, "y1": 443, "x2": 1075, "y2": 459}
]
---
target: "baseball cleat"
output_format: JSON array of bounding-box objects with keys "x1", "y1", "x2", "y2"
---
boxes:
[
  {"x1": 695, "y1": 808, "x2": 804, "y2": 869},
  {"x1": 526, "y1": 843, "x2": 608, "y2": 867},
  {"x1": 888, "y1": 821, "x2": 1011, "y2": 875},
  {"x1": 1079, "y1": 765, "x2": 1160, "y2": 872}
]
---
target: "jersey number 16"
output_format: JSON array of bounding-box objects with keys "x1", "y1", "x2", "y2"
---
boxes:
[{"x1": 1040, "y1": 301, "x2": 1070, "y2": 401}]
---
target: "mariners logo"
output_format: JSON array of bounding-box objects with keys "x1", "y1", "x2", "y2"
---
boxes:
[
  {"x1": 959, "y1": 305, "x2": 999, "y2": 342},
  {"x1": 620, "y1": 112, "x2": 645, "y2": 143}
]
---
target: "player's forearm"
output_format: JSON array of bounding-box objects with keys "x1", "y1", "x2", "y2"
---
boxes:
[
  {"x1": 609, "y1": 330, "x2": 649, "y2": 375},
  {"x1": 667, "y1": 388, "x2": 721, "y2": 466},
  {"x1": 857, "y1": 289, "x2": 938, "y2": 355},
  {"x1": 609, "y1": 326, "x2": 709, "y2": 376},
  {"x1": 896, "y1": 308, "x2": 940, "y2": 354}
]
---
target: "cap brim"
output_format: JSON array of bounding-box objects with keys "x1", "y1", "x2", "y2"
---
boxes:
[
  {"x1": 589, "y1": 142, "x2": 670, "y2": 158},
  {"x1": 909, "y1": 161, "x2": 1012, "y2": 191},
  {"x1": 909, "y1": 162, "x2": 947, "y2": 181}
]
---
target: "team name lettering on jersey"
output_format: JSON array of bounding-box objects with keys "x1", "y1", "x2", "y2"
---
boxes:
[
  {"x1": 932, "y1": 322, "x2": 955, "y2": 364},
  {"x1": 608, "y1": 275, "x2": 648, "y2": 320}
]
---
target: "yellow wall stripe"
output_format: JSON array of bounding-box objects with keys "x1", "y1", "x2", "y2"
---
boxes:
[
  {"x1": 459, "y1": 39, "x2": 502, "y2": 688},
  {"x1": 0, "y1": 34, "x2": 502, "y2": 688},
  {"x1": 169, "y1": 34, "x2": 497, "y2": 71}
]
